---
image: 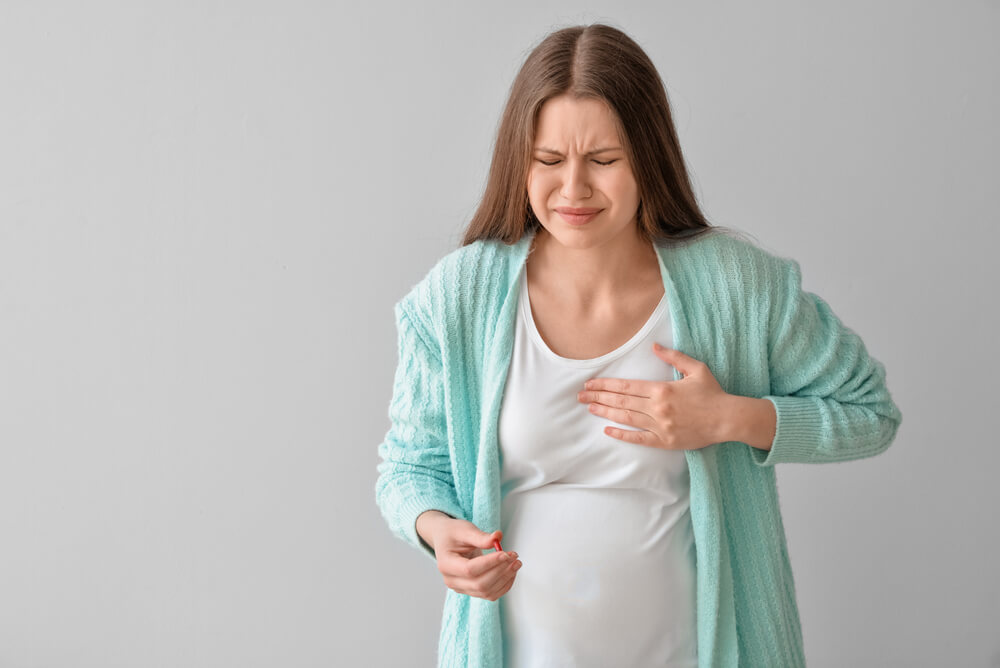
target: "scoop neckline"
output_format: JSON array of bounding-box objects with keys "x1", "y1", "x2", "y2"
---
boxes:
[{"x1": 519, "y1": 264, "x2": 667, "y2": 368}]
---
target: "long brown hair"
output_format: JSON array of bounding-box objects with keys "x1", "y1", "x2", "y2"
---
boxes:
[{"x1": 461, "y1": 23, "x2": 740, "y2": 248}]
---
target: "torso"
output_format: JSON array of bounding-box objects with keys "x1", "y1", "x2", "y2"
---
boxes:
[{"x1": 499, "y1": 250, "x2": 697, "y2": 666}]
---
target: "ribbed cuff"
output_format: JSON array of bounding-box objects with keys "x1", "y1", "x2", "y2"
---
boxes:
[
  {"x1": 396, "y1": 492, "x2": 466, "y2": 562},
  {"x1": 751, "y1": 396, "x2": 825, "y2": 466}
]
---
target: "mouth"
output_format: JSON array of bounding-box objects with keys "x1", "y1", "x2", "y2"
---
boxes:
[{"x1": 555, "y1": 208, "x2": 602, "y2": 226}]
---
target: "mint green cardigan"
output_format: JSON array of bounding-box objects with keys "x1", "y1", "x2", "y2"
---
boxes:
[{"x1": 375, "y1": 227, "x2": 902, "y2": 667}]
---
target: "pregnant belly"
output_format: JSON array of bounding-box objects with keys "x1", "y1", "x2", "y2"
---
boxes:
[{"x1": 499, "y1": 485, "x2": 698, "y2": 665}]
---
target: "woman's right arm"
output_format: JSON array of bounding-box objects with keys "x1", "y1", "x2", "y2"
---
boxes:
[
  {"x1": 375, "y1": 302, "x2": 466, "y2": 562},
  {"x1": 376, "y1": 301, "x2": 523, "y2": 599}
]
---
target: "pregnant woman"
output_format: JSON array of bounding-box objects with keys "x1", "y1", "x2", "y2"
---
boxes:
[{"x1": 375, "y1": 23, "x2": 902, "y2": 668}]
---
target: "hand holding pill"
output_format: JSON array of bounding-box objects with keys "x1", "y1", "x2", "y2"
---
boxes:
[{"x1": 423, "y1": 516, "x2": 522, "y2": 601}]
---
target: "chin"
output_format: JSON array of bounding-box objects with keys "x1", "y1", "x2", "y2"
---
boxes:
[{"x1": 540, "y1": 220, "x2": 625, "y2": 248}]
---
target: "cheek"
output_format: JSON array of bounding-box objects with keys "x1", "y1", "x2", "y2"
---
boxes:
[
  {"x1": 527, "y1": 172, "x2": 553, "y2": 200},
  {"x1": 609, "y1": 173, "x2": 640, "y2": 202}
]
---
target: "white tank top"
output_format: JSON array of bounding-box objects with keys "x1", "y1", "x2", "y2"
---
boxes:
[{"x1": 498, "y1": 263, "x2": 698, "y2": 667}]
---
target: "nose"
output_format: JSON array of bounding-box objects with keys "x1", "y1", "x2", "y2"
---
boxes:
[{"x1": 560, "y1": 158, "x2": 592, "y2": 200}]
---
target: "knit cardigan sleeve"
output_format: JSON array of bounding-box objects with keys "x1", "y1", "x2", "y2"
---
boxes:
[
  {"x1": 375, "y1": 299, "x2": 465, "y2": 562},
  {"x1": 752, "y1": 254, "x2": 903, "y2": 466}
]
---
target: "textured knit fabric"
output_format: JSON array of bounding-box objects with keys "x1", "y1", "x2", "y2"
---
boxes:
[
  {"x1": 498, "y1": 262, "x2": 697, "y2": 666},
  {"x1": 375, "y1": 227, "x2": 903, "y2": 668}
]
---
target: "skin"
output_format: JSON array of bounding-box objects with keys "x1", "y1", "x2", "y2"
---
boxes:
[
  {"x1": 416, "y1": 511, "x2": 521, "y2": 601},
  {"x1": 525, "y1": 94, "x2": 648, "y2": 309},
  {"x1": 417, "y1": 94, "x2": 776, "y2": 601}
]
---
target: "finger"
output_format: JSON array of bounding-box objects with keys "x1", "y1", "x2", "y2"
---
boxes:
[
  {"x1": 485, "y1": 559, "x2": 522, "y2": 600},
  {"x1": 441, "y1": 546, "x2": 512, "y2": 580},
  {"x1": 455, "y1": 524, "x2": 501, "y2": 550},
  {"x1": 651, "y1": 343, "x2": 702, "y2": 377},
  {"x1": 583, "y1": 376, "x2": 659, "y2": 397},
  {"x1": 449, "y1": 556, "x2": 521, "y2": 600},
  {"x1": 469, "y1": 549, "x2": 518, "y2": 579},
  {"x1": 493, "y1": 562, "x2": 521, "y2": 600},
  {"x1": 478, "y1": 555, "x2": 519, "y2": 597},
  {"x1": 603, "y1": 425, "x2": 656, "y2": 447},
  {"x1": 477, "y1": 528, "x2": 502, "y2": 549},
  {"x1": 476, "y1": 551, "x2": 520, "y2": 588},
  {"x1": 443, "y1": 526, "x2": 501, "y2": 563},
  {"x1": 579, "y1": 389, "x2": 654, "y2": 416},
  {"x1": 589, "y1": 401, "x2": 656, "y2": 429}
]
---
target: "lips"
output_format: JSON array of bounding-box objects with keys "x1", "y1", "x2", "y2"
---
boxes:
[
  {"x1": 555, "y1": 207, "x2": 602, "y2": 225},
  {"x1": 555, "y1": 207, "x2": 601, "y2": 215}
]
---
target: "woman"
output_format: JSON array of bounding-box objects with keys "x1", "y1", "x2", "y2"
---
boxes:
[{"x1": 375, "y1": 24, "x2": 902, "y2": 668}]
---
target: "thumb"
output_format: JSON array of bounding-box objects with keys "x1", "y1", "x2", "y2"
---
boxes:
[
  {"x1": 473, "y1": 527, "x2": 501, "y2": 548},
  {"x1": 652, "y1": 342, "x2": 696, "y2": 378}
]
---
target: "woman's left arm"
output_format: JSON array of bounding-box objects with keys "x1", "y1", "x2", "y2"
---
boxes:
[{"x1": 744, "y1": 254, "x2": 903, "y2": 466}]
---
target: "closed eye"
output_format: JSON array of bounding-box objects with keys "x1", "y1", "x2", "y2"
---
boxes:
[{"x1": 535, "y1": 159, "x2": 618, "y2": 166}]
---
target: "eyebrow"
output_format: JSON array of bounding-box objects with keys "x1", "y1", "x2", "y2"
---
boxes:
[{"x1": 533, "y1": 146, "x2": 622, "y2": 156}]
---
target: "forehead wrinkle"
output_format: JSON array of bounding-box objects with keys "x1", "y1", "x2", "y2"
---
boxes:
[{"x1": 532, "y1": 145, "x2": 622, "y2": 156}]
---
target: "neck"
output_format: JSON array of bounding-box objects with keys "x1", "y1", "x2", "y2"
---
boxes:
[{"x1": 527, "y1": 224, "x2": 660, "y2": 310}]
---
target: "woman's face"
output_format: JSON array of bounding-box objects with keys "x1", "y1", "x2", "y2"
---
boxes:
[{"x1": 527, "y1": 94, "x2": 641, "y2": 249}]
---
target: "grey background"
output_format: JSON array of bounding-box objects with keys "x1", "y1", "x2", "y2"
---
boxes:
[{"x1": 1, "y1": 1, "x2": 996, "y2": 667}]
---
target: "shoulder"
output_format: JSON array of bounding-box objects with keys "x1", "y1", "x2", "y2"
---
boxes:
[
  {"x1": 658, "y1": 226, "x2": 802, "y2": 305},
  {"x1": 393, "y1": 237, "x2": 518, "y2": 337},
  {"x1": 661, "y1": 226, "x2": 789, "y2": 266}
]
